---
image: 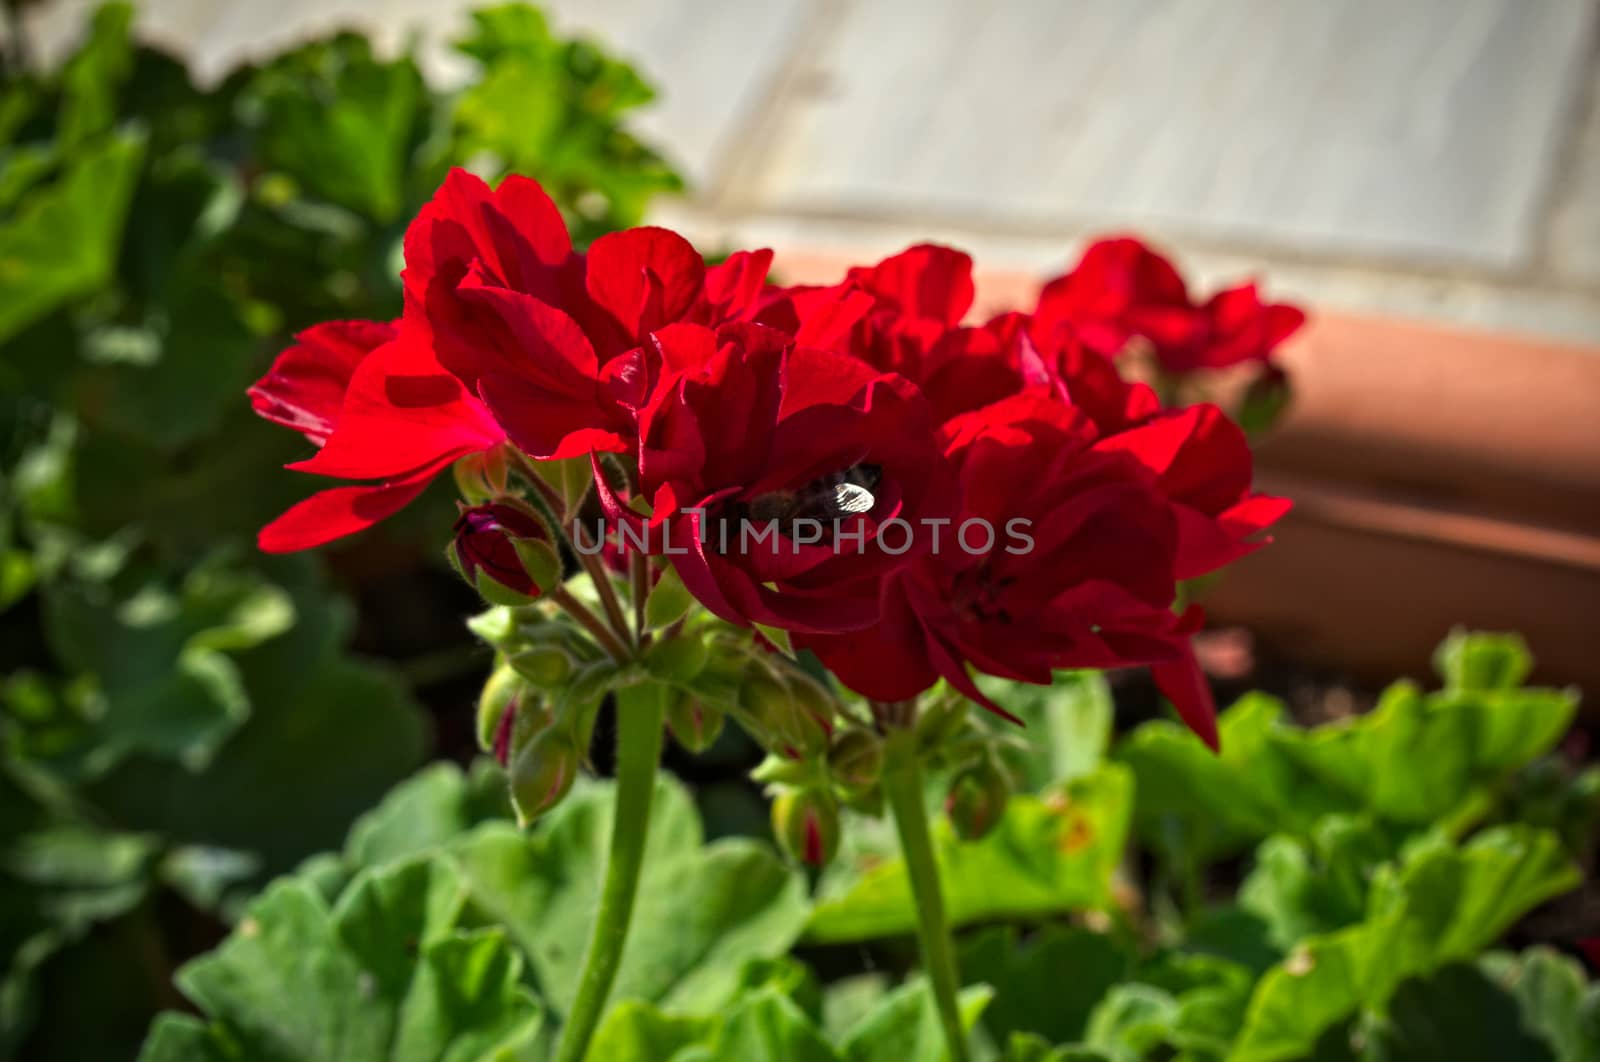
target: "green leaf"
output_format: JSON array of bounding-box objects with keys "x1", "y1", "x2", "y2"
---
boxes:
[
  {"x1": 837, "y1": 980, "x2": 993, "y2": 1062},
  {"x1": 807, "y1": 764, "x2": 1133, "y2": 943},
  {"x1": 981, "y1": 670, "x2": 1113, "y2": 788},
  {"x1": 40, "y1": 563, "x2": 294, "y2": 773},
  {"x1": 1083, "y1": 984, "x2": 1181, "y2": 1060},
  {"x1": 1482, "y1": 948, "x2": 1600, "y2": 1062},
  {"x1": 690, "y1": 986, "x2": 835, "y2": 1062},
  {"x1": 447, "y1": 776, "x2": 810, "y2": 1018},
  {"x1": 1181, "y1": 906, "x2": 1282, "y2": 976},
  {"x1": 0, "y1": 131, "x2": 145, "y2": 343},
  {"x1": 342, "y1": 761, "x2": 510, "y2": 871},
  {"x1": 245, "y1": 34, "x2": 426, "y2": 221},
  {"x1": 1231, "y1": 826, "x2": 1580, "y2": 1062},
  {"x1": 590, "y1": 999, "x2": 716, "y2": 1061},
  {"x1": 57, "y1": 2, "x2": 136, "y2": 148},
  {"x1": 85, "y1": 267, "x2": 263, "y2": 450},
  {"x1": 1368, "y1": 963, "x2": 1554, "y2": 1061},
  {"x1": 137, "y1": 1013, "x2": 229, "y2": 1062},
  {"x1": 448, "y1": 3, "x2": 682, "y2": 236},
  {"x1": 1119, "y1": 647, "x2": 1580, "y2": 863},
  {"x1": 1433, "y1": 629, "x2": 1533, "y2": 691},
  {"x1": 147, "y1": 869, "x2": 541, "y2": 1062},
  {"x1": 1004, "y1": 1033, "x2": 1114, "y2": 1061},
  {"x1": 1119, "y1": 693, "x2": 1323, "y2": 863},
  {"x1": 1238, "y1": 815, "x2": 1394, "y2": 949},
  {"x1": 959, "y1": 925, "x2": 1133, "y2": 1046}
]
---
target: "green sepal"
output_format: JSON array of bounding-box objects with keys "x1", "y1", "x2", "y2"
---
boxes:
[{"x1": 643, "y1": 563, "x2": 695, "y2": 629}]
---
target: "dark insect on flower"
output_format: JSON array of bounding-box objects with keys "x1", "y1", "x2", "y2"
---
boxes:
[{"x1": 746, "y1": 463, "x2": 883, "y2": 530}]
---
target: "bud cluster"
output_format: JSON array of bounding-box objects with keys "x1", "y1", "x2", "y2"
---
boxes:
[{"x1": 471, "y1": 605, "x2": 617, "y2": 825}]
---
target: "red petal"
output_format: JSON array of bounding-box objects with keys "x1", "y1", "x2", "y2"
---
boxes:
[
  {"x1": 249, "y1": 320, "x2": 395, "y2": 445},
  {"x1": 852, "y1": 244, "x2": 975, "y2": 326},
  {"x1": 478, "y1": 372, "x2": 629, "y2": 461},
  {"x1": 585, "y1": 226, "x2": 706, "y2": 342},
  {"x1": 704, "y1": 249, "x2": 774, "y2": 317},
  {"x1": 1151, "y1": 644, "x2": 1220, "y2": 752},
  {"x1": 290, "y1": 333, "x2": 503, "y2": 480},
  {"x1": 258, "y1": 470, "x2": 439, "y2": 553}
]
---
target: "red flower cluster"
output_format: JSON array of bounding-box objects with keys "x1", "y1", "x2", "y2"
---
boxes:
[
  {"x1": 252, "y1": 170, "x2": 1294, "y2": 748},
  {"x1": 1033, "y1": 236, "x2": 1306, "y2": 374}
]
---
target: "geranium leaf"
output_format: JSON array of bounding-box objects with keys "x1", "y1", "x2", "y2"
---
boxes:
[
  {"x1": 807, "y1": 764, "x2": 1133, "y2": 943},
  {"x1": 1231, "y1": 826, "x2": 1580, "y2": 1062}
]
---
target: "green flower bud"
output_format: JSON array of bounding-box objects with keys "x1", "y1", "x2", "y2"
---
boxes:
[
  {"x1": 508, "y1": 644, "x2": 576, "y2": 688},
  {"x1": 466, "y1": 606, "x2": 519, "y2": 647},
  {"x1": 827, "y1": 728, "x2": 884, "y2": 793},
  {"x1": 771, "y1": 787, "x2": 840, "y2": 869},
  {"x1": 666, "y1": 693, "x2": 725, "y2": 754},
  {"x1": 1237, "y1": 365, "x2": 1292, "y2": 435},
  {"x1": 509, "y1": 728, "x2": 580, "y2": 826},
  {"x1": 476, "y1": 663, "x2": 527, "y2": 756},
  {"x1": 945, "y1": 757, "x2": 1011, "y2": 841},
  {"x1": 739, "y1": 664, "x2": 828, "y2": 758},
  {"x1": 915, "y1": 694, "x2": 969, "y2": 749},
  {"x1": 645, "y1": 632, "x2": 709, "y2": 683},
  {"x1": 452, "y1": 448, "x2": 509, "y2": 503}
]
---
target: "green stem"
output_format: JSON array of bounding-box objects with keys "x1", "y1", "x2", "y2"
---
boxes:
[
  {"x1": 549, "y1": 585, "x2": 631, "y2": 664},
  {"x1": 882, "y1": 728, "x2": 970, "y2": 1062},
  {"x1": 575, "y1": 545, "x2": 635, "y2": 650},
  {"x1": 554, "y1": 680, "x2": 667, "y2": 1062}
]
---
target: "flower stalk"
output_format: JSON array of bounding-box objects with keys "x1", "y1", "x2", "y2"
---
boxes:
[
  {"x1": 882, "y1": 724, "x2": 970, "y2": 1062},
  {"x1": 553, "y1": 679, "x2": 668, "y2": 1062}
]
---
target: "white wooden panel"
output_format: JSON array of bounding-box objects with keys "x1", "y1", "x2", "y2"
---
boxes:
[{"x1": 750, "y1": 0, "x2": 1598, "y2": 269}]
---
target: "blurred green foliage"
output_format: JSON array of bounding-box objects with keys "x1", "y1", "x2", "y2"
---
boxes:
[
  {"x1": 132, "y1": 632, "x2": 1596, "y2": 1062},
  {"x1": 0, "y1": 3, "x2": 681, "y2": 1058}
]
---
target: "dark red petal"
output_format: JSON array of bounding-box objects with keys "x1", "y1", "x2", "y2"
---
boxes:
[{"x1": 1150, "y1": 644, "x2": 1220, "y2": 752}]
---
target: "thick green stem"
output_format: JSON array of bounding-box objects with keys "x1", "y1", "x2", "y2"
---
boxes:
[
  {"x1": 882, "y1": 728, "x2": 970, "y2": 1062},
  {"x1": 554, "y1": 681, "x2": 667, "y2": 1062}
]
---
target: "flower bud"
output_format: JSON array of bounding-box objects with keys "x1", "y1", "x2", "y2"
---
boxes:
[
  {"x1": 452, "y1": 448, "x2": 509, "y2": 503},
  {"x1": 739, "y1": 665, "x2": 828, "y2": 758},
  {"x1": 508, "y1": 644, "x2": 576, "y2": 688},
  {"x1": 915, "y1": 694, "x2": 969, "y2": 749},
  {"x1": 666, "y1": 693, "x2": 726, "y2": 754},
  {"x1": 771, "y1": 787, "x2": 840, "y2": 869},
  {"x1": 531, "y1": 454, "x2": 595, "y2": 517},
  {"x1": 645, "y1": 632, "x2": 709, "y2": 684},
  {"x1": 476, "y1": 663, "x2": 527, "y2": 760},
  {"x1": 509, "y1": 728, "x2": 580, "y2": 826},
  {"x1": 945, "y1": 757, "x2": 1011, "y2": 842},
  {"x1": 827, "y1": 728, "x2": 884, "y2": 793},
  {"x1": 1237, "y1": 365, "x2": 1291, "y2": 435},
  {"x1": 451, "y1": 503, "x2": 560, "y2": 605}
]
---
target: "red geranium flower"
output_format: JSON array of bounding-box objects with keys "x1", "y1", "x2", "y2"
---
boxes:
[
  {"x1": 594, "y1": 321, "x2": 957, "y2": 634},
  {"x1": 902, "y1": 313, "x2": 1289, "y2": 581},
  {"x1": 799, "y1": 392, "x2": 1219, "y2": 746},
  {"x1": 251, "y1": 320, "x2": 505, "y2": 552},
  {"x1": 1033, "y1": 236, "x2": 1304, "y2": 372},
  {"x1": 402, "y1": 168, "x2": 773, "y2": 460}
]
